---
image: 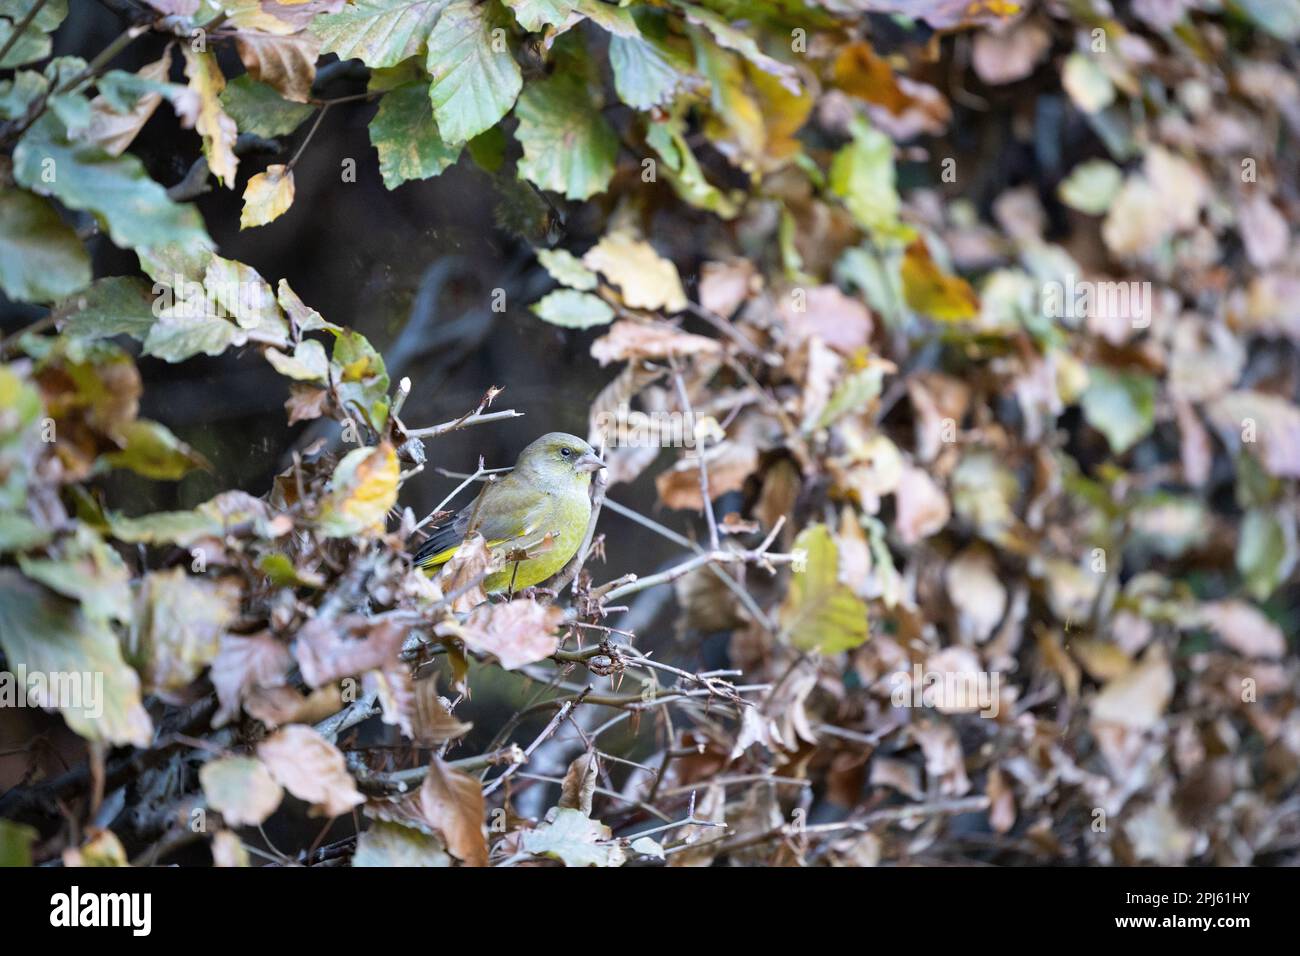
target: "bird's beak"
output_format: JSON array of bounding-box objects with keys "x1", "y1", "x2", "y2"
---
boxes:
[{"x1": 575, "y1": 450, "x2": 606, "y2": 473}]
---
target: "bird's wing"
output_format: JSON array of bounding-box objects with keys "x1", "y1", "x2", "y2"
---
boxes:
[{"x1": 413, "y1": 477, "x2": 550, "y2": 570}]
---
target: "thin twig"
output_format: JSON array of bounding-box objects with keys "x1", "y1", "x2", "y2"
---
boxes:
[{"x1": 481, "y1": 688, "x2": 590, "y2": 796}]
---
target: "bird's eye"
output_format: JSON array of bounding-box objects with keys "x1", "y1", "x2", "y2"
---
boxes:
[{"x1": 560, "y1": 447, "x2": 571, "y2": 457}]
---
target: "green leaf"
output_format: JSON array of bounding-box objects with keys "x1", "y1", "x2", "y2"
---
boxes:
[
  {"x1": 354, "y1": 821, "x2": 453, "y2": 866},
  {"x1": 0, "y1": 0, "x2": 68, "y2": 68},
  {"x1": 0, "y1": 186, "x2": 90, "y2": 303},
  {"x1": 830, "y1": 118, "x2": 903, "y2": 238},
  {"x1": 312, "y1": 0, "x2": 451, "y2": 69},
  {"x1": 503, "y1": 0, "x2": 574, "y2": 31},
  {"x1": 42, "y1": 56, "x2": 92, "y2": 135},
  {"x1": 610, "y1": 33, "x2": 686, "y2": 110},
  {"x1": 0, "y1": 819, "x2": 37, "y2": 866},
  {"x1": 199, "y1": 756, "x2": 283, "y2": 827},
  {"x1": 515, "y1": 70, "x2": 617, "y2": 200},
  {"x1": 0, "y1": 364, "x2": 43, "y2": 513},
  {"x1": 645, "y1": 115, "x2": 739, "y2": 218},
  {"x1": 13, "y1": 114, "x2": 211, "y2": 254},
  {"x1": 266, "y1": 338, "x2": 329, "y2": 382},
  {"x1": 369, "y1": 81, "x2": 461, "y2": 188},
  {"x1": 425, "y1": 0, "x2": 522, "y2": 145},
  {"x1": 219, "y1": 75, "x2": 315, "y2": 137},
  {"x1": 530, "y1": 289, "x2": 613, "y2": 328},
  {"x1": 678, "y1": 3, "x2": 798, "y2": 92},
  {"x1": 131, "y1": 567, "x2": 237, "y2": 696},
  {"x1": 1062, "y1": 52, "x2": 1115, "y2": 114},
  {"x1": 278, "y1": 279, "x2": 340, "y2": 334},
  {"x1": 836, "y1": 244, "x2": 905, "y2": 327},
  {"x1": 16, "y1": 526, "x2": 132, "y2": 623},
  {"x1": 779, "y1": 523, "x2": 869, "y2": 654},
  {"x1": 143, "y1": 312, "x2": 243, "y2": 363},
  {"x1": 521, "y1": 807, "x2": 626, "y2": 867},
  {"x1": 203, "y1": 256, "x2": 286, "y2": 337},
  {"x1": 103, "y1": 418, "x2": 210, "y2": 480},
  {"x1": 0, "y1": 69, "x2": 46, "y2": 119},
  {"x1": 536, "y1": 248, "x2": 597, "y2": 291},
  {"x1": 0, "y1": 512, "x2": 51, "y2": 552},
  {"x1": 1059, "y1": 159, "x2": 1122, "y2": 215},
  {"x1": 0, "y1": 569, "x2": 153, "y2": 747},
  {"x1": 1232, "y1": 0, "x2": 1300, "y2": 41},
  {"x1": 1080, "y1": 367, "x2": 1156, "y2": 455},
  {"x1": 813, "y1": 365, "x2": 887, "y2": 430},
  {"x1": 1237, "y1": 507, "x2": 1298, "y2": 602},
  {"x1": 258, "y1": 553, "x2": 325, "y2": 589},
  {"x1": 107, "y1": 509, "x2": 223, "y2": 546},
  {"x1": 59, "y1": 276, "x2": 158, "y2": 343},
  {"x1": 95, "y1": 66, "x2": 187, "y2": 114},
  {"x1": 333, "y1": 330, "x2": 391, "y2": 433}
]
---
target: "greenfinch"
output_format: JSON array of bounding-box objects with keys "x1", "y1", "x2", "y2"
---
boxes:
[{"x1": 414, "y1": 432, "x2": 605, "y2": 593}]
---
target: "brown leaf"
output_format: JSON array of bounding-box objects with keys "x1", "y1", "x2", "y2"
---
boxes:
[
  {"x1": 294, "y1": 616, "x2": 407, "y2": 688},
  {"x1": 1238, "y1": 193, "x2": 1290, "y2": 269},
  {"x1": 233, "y1": 29, "x2": 321, "y2": 103},
  {"x1": 257, "y1": 724, "x2": 364, "y2": 818},
  {"x1": 85, "y1": 55, "x2": 173, "y2": 156},
  {"x1": 442, "y1": 599, "x2": 563, "y2": 670},
  {"x1": 210, "y1": 631, "x2": 293, "y2": 727},
  {"x1": 559, "y1": 751, "x2": 600, "y2": 815},
  {"x1": 894, "y1": 462, "x2": 950, "y2": 545},
  {"x1": 1196, "y1": 600, "x2": 1286, "y2": 659},
  {"x1": 419, "y1": 757, "x2": 488, "y2": 867},
  {"x1": 591, "y1": 320, "x2": 721, "y2": 366},
  {"x1": 655, "y1": 440, "x2": 758, "y2": 511},
  {"x1": 912, "y1": 720, "x2": 970, "y2": 796},
  {"x1": 1205, "y1": 390, "x2": 1300, "y2": 478},
  {"x1": 972, "y1": 21, "x2": 1051, "y2": 85},
  {"x1": 699, "y1": 258, "x2": 760, "y2": 318},
  {"x1": 285, "y1": 383, "x2": 329, "y2": 424},
  {"x1": 944, "y1": 545, "x2": 1006, "y2": 643},
  {"x1": 1091, "y1": 644, "x2": 1174, "y2": 730},
  {"x1": 986, "y1": 766, "x2": 1017, "y2": 834},
  {"x1": 776, "y1": 285, "x2": 873, "y2": 353},
  {"x1": 438, "y1": 532, "x2": 492, "y2": 613},
  {"x1": 410, "y1": 676, "x2": 473, "y2": 746}
]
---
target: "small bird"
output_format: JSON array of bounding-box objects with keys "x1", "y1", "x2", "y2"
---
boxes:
[{"x1": 414, "y1": 432, "x2": 605, "y2": 593}]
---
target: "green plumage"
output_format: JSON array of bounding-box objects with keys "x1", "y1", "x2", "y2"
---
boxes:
[{"x1": 414, "y1": 432, "x2": 603, "y2": 593}]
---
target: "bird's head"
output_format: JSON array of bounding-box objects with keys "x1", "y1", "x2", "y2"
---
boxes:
[{"x1": 515, "y1": 432, "x2": 605, "y2": 484}]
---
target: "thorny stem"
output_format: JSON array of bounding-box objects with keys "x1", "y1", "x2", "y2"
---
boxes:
[
  {"x1": 406, "y1": 408, "x2": 524, "y2": 438},
  {"x1": 481, "y1": 689, "x2": 589, "y2": 796},
  {"x1": 597, "y1": 530, "x2": 795, "y2": 604}
]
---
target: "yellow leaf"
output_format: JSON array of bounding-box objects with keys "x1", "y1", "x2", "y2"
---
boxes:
[
  {"x1": 318, "y1": 442, "x2": 400, "y2": 537},
  {"x1": 241, "y1": 164, "x2": 296, "y2": 229},
  {"x1": 182, "y1": 47, "x2": 239, "y2": 188},
  {"x1": 901, "y1": 239, "x2": 978, "y2": 321},
  {"x1": 779, "y1": 524, "x2": 869, "y2": 654},
  {"x1": 583, "y1": 230, "x2": 688, "y2": 313}
]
